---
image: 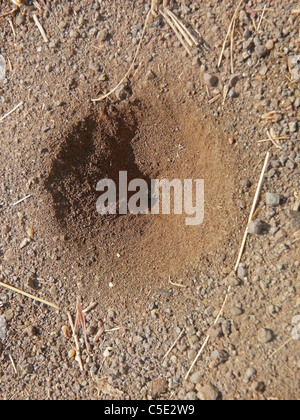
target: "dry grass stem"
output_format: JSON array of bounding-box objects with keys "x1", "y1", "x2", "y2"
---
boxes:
[
  {"x1": 266, "y1": 130, "x2": 282, "y2": 150},
  {"x1": 32, "y1": 13, "x2": 49, "y2": 43},
  {"x1": 209, "y1": 94, "x2": 221, "y2": 104},
  {"x1": 12, "y1": 194, "x2": 31, "y2": 206},
  {"x1": 0, "y1": 281, "x2": 60, "y2": 311},
  {"x1": 163, "y1": 329, "x2": 184, "y2": 361},
  {"x1": 83, "y1": 302, "x2": 97, "y2": 314},
  {"x1": 77, "y1": 300, "x2": 91, "y2": 354},
  {"x1": 160, "y1": 10, "x2": 192, "y2": 56},
  {"x1": 218, "y1": 0, "x2": 244, "y2": 68},
  {"x1": 234, "y1": 152, "x2": 270, "y2": 272},
  {"x1": 269, "y1": 338, "x2": 294, "y2": 358},
  {"x1": 0, "y1": 101, "x2": 23, "y2": 122},
  {"x1": 92, "y1": 10, "x2": 151, "y2": 102},
  {"x1": 165, "y1": 8, "x2": 199, "y2": 46},
  {"x1": 9, "y1": 354, "x2": 18, "y2": 376},
  {"x1": 169, "y1": 276, "x2": 187, "y2": 288},
  {"x1": 257, "y1": 5, "x2": 266, "y2": 32},
  {"x1": 185, "y1": 286, "x2": 231, "y2": 380},
  {"x1": 67, "y1": 311, "x2": 84, "y2": 371}
]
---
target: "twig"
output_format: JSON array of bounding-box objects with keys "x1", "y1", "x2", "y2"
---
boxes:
[
  {"x1": 67, "y1": 311, "x2": 84, "y2": 372},
  {"x1": 0, "y1": 281, "x2": 60, "y2": 311},
  {"x1": 92, "y1": 10, "x2": 151, "y2": 102},
  {"x1": 291, "y1": 10, "x2": 300, "y2": 14},
  {"x1": 0, "y1": 101, "x2": 23, "y2": 122},
  {"x1": 32, "y1": 14, "x2": 49, "y2": 43},
  {"x1": 234, "y1": 152, "x2": 270, "y2": 272},
  {"x1": 218, "y1": 0, "x2": 244, "y2": 68},
  {"x1": 163, "y1": 329, "x2": 185, "y2": 360},
  {"x1": 12, "y1": 195, "x2": 31, "y2": 206}
]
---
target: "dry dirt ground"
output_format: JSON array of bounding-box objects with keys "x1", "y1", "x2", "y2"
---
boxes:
[{"x1": 0, "y1": 0, "x2": 299, "y2": 400}]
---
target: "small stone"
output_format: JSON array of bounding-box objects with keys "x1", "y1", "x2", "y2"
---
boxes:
[
  {"x1": 185, "y1": 391, "x2": 198, "y2": 400},
  {"x1": 148, "y1": 378, "x2": 167, "y2": 398},
  {"x1": 266, "y1": 192, "x2": 282, "y2": 207},
  {"x1": 286, "y1": 159, "x2": 296, "y2": 170},
  {"x1": 192, "y1": 56, "x2": 201, "y2": 67},
  {"x1": 207, "y1": 324, "x2": 223, "y2": 340},
  {"x1": 69, "y1": 29, "x2": 80, "y2": 39},
  {"x1": 248, "y1": 220, "x2": 268, "y2": 235},
  {"x1": 210, "y1": 349, "x2": 229, "y2": 367},
  {"x1": 243, "y1": 29, "x2": 252, "y2": 40},
  {"x1": 20, "y1": 238, "x2": 30, "y2": 249},
  {"x1": 132, "y1": 335, "x2": 143, "y2": 344},
  {"x1": 245, "y1": 368, "x2": 257, "y2": 382},
  {"x1": 255, "y1": 45, "x2": 268, "y2": 58},
  {"x1": 229, "y1": 74, "x2": 240, "y2": 88},
  {"x1": 26, "y1": 227, "x2": 34, "y2": 238},
  {"x1": 103, "y1": 347, "x2": 113, "y2": 358},
  {"x1": 231, "y1": 307, "x2": 243, "y2": 317},
  {"x1": 251, "y1": 381, "x2": 266, "y2": 393},
  {"x1": 25, "y1": 325, "x2": 38, "y2": 337},
  {"x1": 68, "y1": 349, "x2": 76, "y2": 359},
  {"x1": 259, "y1": 65, "x2": 268, "y2": 76},
  {"x1": 25, "y1": 364, "x2": 34, "y2": 374},
  {"x1": 98, "y1": 30, "x2": 109, "y2": 42},
  {"x1": 146, "y1": 70, "x2": 156, "y2": 80},
  {"x1": 27, "y1": 276, "x2": 38, "y2": 290},
  {"x1": 237, "y1": 265, "x2": 248, "y2": 279},
  {"x1": 89, "y1": 62, "x2": 100, "y2": 72},
  {"x1": 289, "y1": 122, "x2": 298, "y2": 133},
  {"x1": 291, "y1": 65, "x2": 300, "y2": 82},
  {"x1": 203, "y1": 73, "x2": 218, "y2": 87},
  {"x1": 243, "y1": 39, "x2": 255, "y2": 52},
  {"x1": 257, "y1": 328, "x2": 274, "y2": 344},
  {"x1": 265, "y1": 40, "x2": 274, "y2": 50},
  {"x1": 288, "y1": 55, "x2": 300, "y2": 69},
  {"x1": 15, "y1": 13, "x2": 26, "y2": 26},
  {"x1": 225, "y1": 271, "x2": 241, "y2": 286},
  {"x1": 197, "y1": 384, "x2": 219, "y2": 401},
  {"x1": 190, "y1": 371, "x2": 202, "y2": 384},
  {"x1": 114, "y1": 83, "x2": 129, "y2": 101}
]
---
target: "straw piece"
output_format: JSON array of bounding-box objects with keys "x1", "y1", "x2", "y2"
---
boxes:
[
  {"x1": 67, "y1": 311, "x2": 84, "y2": 371},
  {"x1": 160, "y1": 10, "x2": 192, "y2": 56},
  {"x1": 0, "y1": 281, "x2": 60, "y2": 311},
  {"x1": 163, "y1": 329, "x2": 184, "y2": 360},
  {"x1": 218, "y1": 0, "x2": 244, "y2": 68},
  {"x1": 234, "y1": 152, "x2": 270, "y2": 272},
  {"x1": 0, "y1": 101, "x2": 23, "y2": 122},
  {"x1": 92, "y1": 10, "x2": 151, "y2": 102},
  {"x1": 32, "y1": 14, "x2": 49, "y2": 43}
]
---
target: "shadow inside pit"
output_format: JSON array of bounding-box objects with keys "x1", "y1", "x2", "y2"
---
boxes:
[{"x1": 45, "y1": 109, "x2": 153, "y2": 232}]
